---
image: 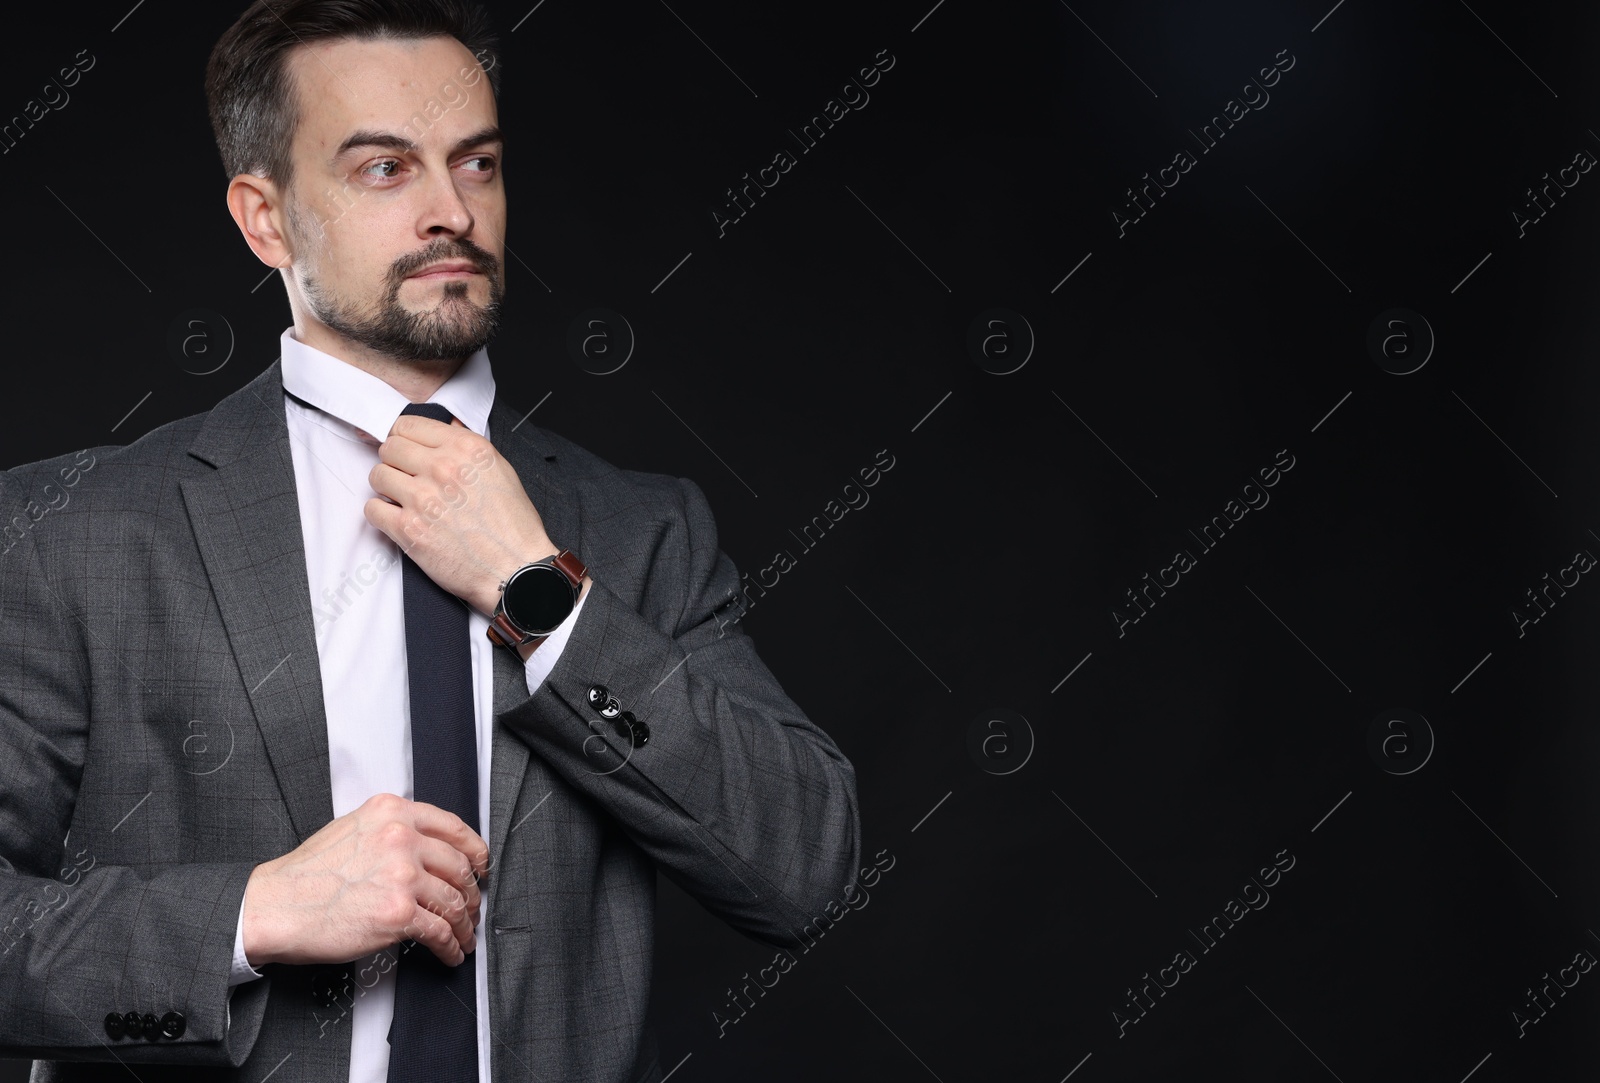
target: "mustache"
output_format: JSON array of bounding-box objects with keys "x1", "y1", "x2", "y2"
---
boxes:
[{"x1": 395, "y1": 244, "x2": 499, "y2": 280}]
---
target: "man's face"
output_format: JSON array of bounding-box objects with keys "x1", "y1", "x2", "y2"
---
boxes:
[{"x1": 279, "y1": 35, "x2": 505, "y2": 365}]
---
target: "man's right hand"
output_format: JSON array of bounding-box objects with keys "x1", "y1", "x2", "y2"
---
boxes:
[{"x1": 241, "y1": 792, "x2": 489, "y2": 968}]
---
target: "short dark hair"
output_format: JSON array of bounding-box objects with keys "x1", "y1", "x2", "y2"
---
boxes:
[{"x1": 205, "y1": 0, "x2": 500, "y2": 191}]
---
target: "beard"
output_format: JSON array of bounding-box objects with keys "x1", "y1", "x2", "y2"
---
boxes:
[{"x1": 290, "y1": 202, "x2": 505, "y2": 365}]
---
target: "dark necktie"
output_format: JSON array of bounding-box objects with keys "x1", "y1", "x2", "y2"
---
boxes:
[{"x1": 387, "y1": 401, "x2": 480, "y2": 1083}]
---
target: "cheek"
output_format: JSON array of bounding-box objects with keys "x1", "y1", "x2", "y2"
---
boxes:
[
  {"x1": 312, "y1": 198, "x2": 408, "y2": 282},
  {"x1": 470, "y1": 194, "x2": 508, "y2": 255},
  {"x1": 338, "y1": 239, "x2": 407, "y2": 297}
]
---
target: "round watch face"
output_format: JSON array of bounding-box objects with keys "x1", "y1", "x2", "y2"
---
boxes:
[{"x1": 503, "y1": 563, "x2": 575, "y2": 634}]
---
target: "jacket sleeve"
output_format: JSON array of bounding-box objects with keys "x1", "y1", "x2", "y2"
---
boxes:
[
  {"x1": 495, "y1": 475, "x2": 862, "y2": 949},
  {"x1": 0, "y1": 466, "x2": 270, "y2": 1066}
]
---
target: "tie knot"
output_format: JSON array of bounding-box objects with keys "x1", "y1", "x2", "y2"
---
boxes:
[{"x1": 400, "y1": 401, "x2": 455, "y2": 425}]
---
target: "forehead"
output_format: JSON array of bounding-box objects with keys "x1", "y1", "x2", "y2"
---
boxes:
[{"x1": 284, "y1": 35, "x2": 495, "y2": 150}]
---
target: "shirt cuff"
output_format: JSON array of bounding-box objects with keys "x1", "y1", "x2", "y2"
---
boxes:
[
  {"x1": 230, "y1": 894, "x2": 265, "y2": 987},
  {"x1": 522, "y1": 589, "x2": 588, "y2": 696}
]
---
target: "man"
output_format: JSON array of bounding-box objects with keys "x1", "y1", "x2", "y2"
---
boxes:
[{"x1": 0, "y1": 1, "x2": 861, "y2": 1080}]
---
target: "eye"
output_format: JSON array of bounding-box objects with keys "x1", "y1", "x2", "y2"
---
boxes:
[
  {"x1": 461, "y1": 156, "x2": 496, "y2": 173},
  {"x1": 360, "y1": 159, "x2": 402, "y2": 180}
]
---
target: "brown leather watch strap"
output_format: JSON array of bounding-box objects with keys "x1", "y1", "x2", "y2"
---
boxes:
[
  {"x1": 486, "y1": 612, "x2": 533, "y2": 648},
  {"x1": 551, "y1": 548, "x2": 587, "y2": 587}
]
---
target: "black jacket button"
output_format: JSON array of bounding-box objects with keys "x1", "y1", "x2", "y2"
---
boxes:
[
  {"x1": 103, "y1": 1012, "x2": 125, "y2": 1040},
  {"x1": 613, "y1": 712, "x2": 650, "y2": 746},
  {"x1": 619, "y1": 712, "x2": 650, "y2": 746},
  {"x1": 141, "y1": 1013, "x2": 160, "y2": 1040},
  {"x1": 616, "y1": 711, "x2": 652, "y2": 745},
  {"x1": 159, "y1": 1011, "x2": 186, "y2": 1039},
  {"x1": 121, "y1": 1012, "x2": 141, "y2": 1039},
  {"x1": 311, "y1": 970, "x2": 351, "y2": 1008},
  {"x1": 588, "y1": 684, "x2": 627, "y2": 718}
]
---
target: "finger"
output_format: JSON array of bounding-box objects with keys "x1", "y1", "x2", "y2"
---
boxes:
[
  {"x1": 387, "y1": 413, "x2": 456, "y2": 446},
  {"x1": 404, "y1": 902, "x2": 466, "y2": 966},
  {"x1": 416, "y1": 834, "x2": 482, "y2": 927},
  {"x1": 392, "y1": 847, "x2": 475, "y2": 962},
  {"x1": 379, "y1": 447, "x2": 478, "y2": 503},
  {"x1": 409, "y1": 801, "x2": 492, "y2": 882},
  {"x1": 362, "y1": 499, "x2": 421, "y2": 559},
  {"x1": 418, "y1": 870, "x2": 477, "y2": 955},
  {"x1": 421, "y1": 844, "x2": 479, "y2": 951},
  {"x1": 363, "y1": 497, "x2": 399, "y2": 543},
  {"x1": 362, "y1": 497, "x2": 421, "y2": 557},
  {"x1": 368, "y1": 461, "x2": 421, "y2": 504},
  {"x1": 374, "y1": 440, "x2": 437, "y2": 480}
]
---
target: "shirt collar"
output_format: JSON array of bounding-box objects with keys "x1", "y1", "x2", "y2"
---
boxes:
[{"x1": 278, "y1": 325, "x2": 496, "y2": 443}]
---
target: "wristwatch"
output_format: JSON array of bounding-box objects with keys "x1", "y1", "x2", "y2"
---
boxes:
[{"x1": 486, "y1": 548, "x2": 588, "y2": 650}]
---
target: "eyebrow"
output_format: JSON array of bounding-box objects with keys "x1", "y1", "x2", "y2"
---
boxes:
[{"x1": 329, "y1": 124, "x2": 504, "y2": 165}]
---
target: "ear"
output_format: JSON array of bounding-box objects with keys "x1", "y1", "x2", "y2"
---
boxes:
[{"x1": 226, "y1": 172, "x2": 295, "y2": 272}]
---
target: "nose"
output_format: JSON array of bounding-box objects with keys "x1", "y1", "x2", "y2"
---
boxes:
[{"x1": 418, "y1": 165, "x2": 475, "y2": 239}]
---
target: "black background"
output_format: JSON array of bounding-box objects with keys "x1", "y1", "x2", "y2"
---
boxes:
[{"x1": 4, "y1": 0, "x2": 1598, "y2": 1078}]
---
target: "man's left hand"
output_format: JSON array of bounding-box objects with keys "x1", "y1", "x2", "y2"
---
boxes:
[{"x1": 364, "y1": 413, "x2": 565, "y2": 617}]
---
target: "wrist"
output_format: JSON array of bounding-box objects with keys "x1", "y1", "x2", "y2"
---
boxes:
[{"x1": 240, "y1": 862, "x2": 279, "y2": 968}]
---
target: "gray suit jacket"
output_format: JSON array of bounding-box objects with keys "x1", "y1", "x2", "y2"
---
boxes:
[{"x1": 0, "y1": 359, "x2": 860, "y2": 1081}]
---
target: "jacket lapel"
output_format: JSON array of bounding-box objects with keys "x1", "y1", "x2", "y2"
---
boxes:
[{"x1": 180, "y1": 360, "x2": 335, "y2": 843}]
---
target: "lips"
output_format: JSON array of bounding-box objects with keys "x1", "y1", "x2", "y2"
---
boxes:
[{"x1": 408, "y1": 261, "x2": 480, "y2": 279}]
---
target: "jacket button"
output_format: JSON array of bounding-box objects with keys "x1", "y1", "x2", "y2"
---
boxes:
[
  {"x1": 160, "y1": 1011, "x2": 186, "y2": 1039},
  {"x1": 614, "y1": 711, "x2": 648, "y2": 746},
  {"x1": 140, "y1": 1012, "x2": 160, "y2": 1040},
  {"x1": 103, "y1": 1012, "x2": 125, "y2": 1040},
  {"x1": 311, "y1": 970, "x2": 351, "y2": 1008},
  {"x1": 615, "y1": 712, "x2": 650, "y2": 746},
  {"x1": 121, "y1": 1012, "x2": 141, "y2": 1039},
  {"x1": 585, "y1": 684, "x2": 609, "y2": 708}
]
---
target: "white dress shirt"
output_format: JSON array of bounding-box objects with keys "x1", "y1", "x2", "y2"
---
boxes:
[{"x1": 225, "y1": 326, "x2": 586, "y2": 1083}]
